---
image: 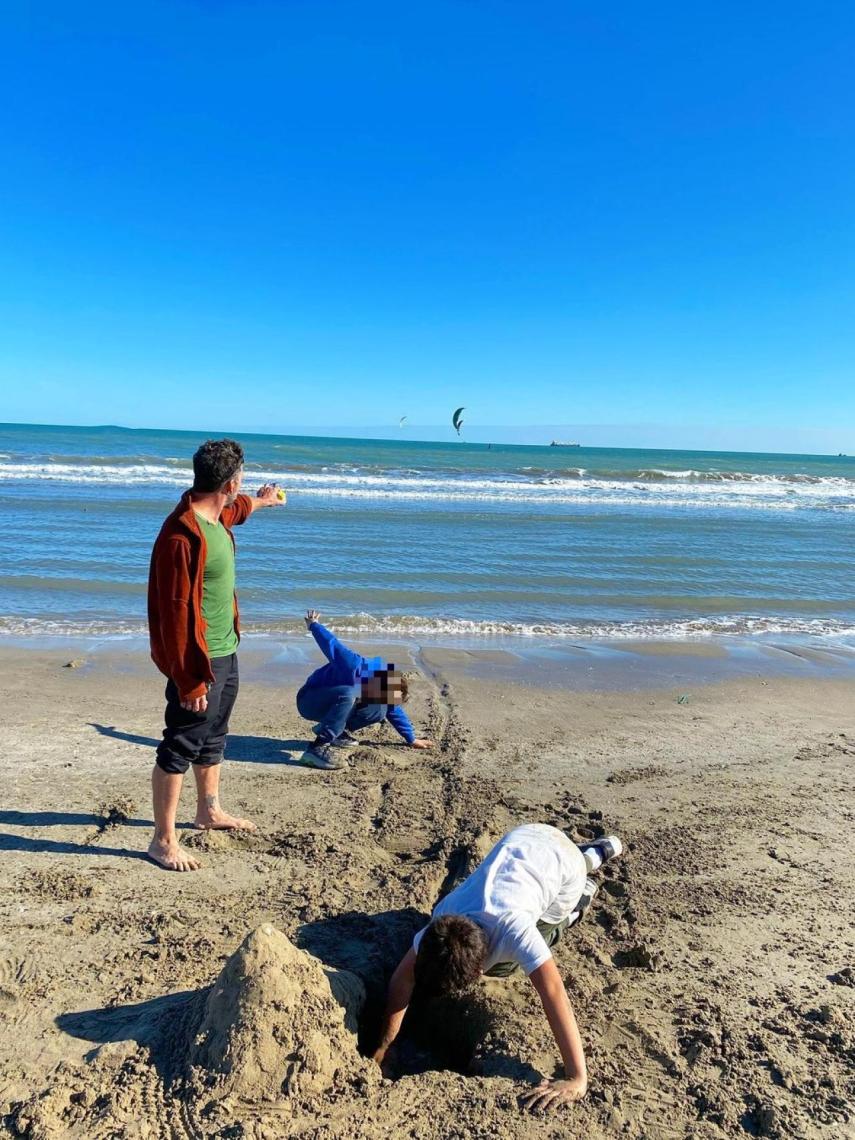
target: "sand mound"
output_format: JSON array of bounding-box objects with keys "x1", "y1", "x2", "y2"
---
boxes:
[{"x1": 190, "y1": 923, "x2": 372, "y2": 1101}]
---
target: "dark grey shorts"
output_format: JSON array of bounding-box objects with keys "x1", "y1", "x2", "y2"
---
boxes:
[{"x1": 155, "y1": 654, "x2": 239, "y2": 775}]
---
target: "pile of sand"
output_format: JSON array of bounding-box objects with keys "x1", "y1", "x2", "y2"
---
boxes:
[
  {"x1": 190, "y1": 923, "x2": 374, "y2": 1101},
  {"x1": 7, "y1": 924, "x2": 378, "y2": 1138}
]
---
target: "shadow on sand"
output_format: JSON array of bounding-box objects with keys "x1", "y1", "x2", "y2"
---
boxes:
[
  {"x1": 0, "y1": 832, "x2": 148, "y2": 860},
  {"x1": 87, "y1": 723, "x2": 304, "y2": 764},
  {"x1": 56, "y1": 990, "x2": 200, "y2": 1080},
  {"x1": 0, "y1": 809, "x2": 152, "y2": 828}
]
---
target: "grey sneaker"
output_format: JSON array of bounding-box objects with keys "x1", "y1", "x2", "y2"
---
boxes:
[
  {"x1": 331, "y1": 730, "x2": 360, "y2": 749},
  {"x1": 298, "y1": 742, "x2": 344, "y2": 770}
]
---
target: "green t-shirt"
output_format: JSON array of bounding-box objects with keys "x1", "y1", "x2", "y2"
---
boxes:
[{"x1": 195, "y1": 513, "x2": 239, "y2": 659}]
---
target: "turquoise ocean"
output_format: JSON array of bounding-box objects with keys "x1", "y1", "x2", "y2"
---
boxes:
[{"x1": 1, "y1": 422, "x2": 853, "y2": 642}]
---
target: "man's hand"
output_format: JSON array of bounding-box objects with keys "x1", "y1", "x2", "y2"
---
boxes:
[
  {"x1": 255, "y1": 482, "x2": 285, "y2": 506},
  {"x1": 520, "y1": 1075, "x2": 588, "y2": 1112},
  {"x1": 180, "y1": 694, "x2": 208, "y2": 713},
  {"x1": 305, "y1": 609, "x2": 320, "y2": 629},
  {"x1": 410, "y1": 738, "x2": 434, "y2": 749}
]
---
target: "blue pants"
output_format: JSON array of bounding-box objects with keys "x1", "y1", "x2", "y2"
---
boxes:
[{"x1": 296, "y1": 684, "x2": 387, "y2": 744}]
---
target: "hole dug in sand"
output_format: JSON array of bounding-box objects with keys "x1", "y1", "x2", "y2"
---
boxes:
[
  {"x1": 194, "y1": 920, "x2": 499, "y2": 1089},
  {"x1": 190, "y1": 923, "x2": 379, "y2": 1102},
  {"x1": 389, "y1": 989, "x2": 498, "y2": 1078}
]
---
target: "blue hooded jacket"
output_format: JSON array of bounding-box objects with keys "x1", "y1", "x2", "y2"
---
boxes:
[{"x1": 303, "y1": 622, "x2": 415, "y2": 743}]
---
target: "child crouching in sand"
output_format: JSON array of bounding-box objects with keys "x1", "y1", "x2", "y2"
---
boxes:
[
  {"x1": 296, "y1": 611, "x2": 434, "y2": 769},
  {"x1": 372, "y1": 823, "x2": 623, "y2": 1112}
]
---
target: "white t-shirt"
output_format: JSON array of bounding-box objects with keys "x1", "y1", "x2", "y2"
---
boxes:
[{"x1": 413, "y1": 824, "x2": 587, "y2": 976}]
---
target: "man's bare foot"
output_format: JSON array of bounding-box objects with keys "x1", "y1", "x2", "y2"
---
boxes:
[
  {"x1": 193, "y1": 807, "x2": 257, "y2": 832},
  {"x1": 147, "y1": 836, "x2": 201, "y2": 871}
]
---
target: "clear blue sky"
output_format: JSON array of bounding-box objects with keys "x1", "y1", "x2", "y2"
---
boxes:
[{"x1": 1, "y1": 1, "x2": 854, "y2": 450}]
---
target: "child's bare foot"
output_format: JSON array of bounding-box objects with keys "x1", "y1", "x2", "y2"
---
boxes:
[{"x1": 147, "y1": 836, "x2": 201, "y2": 871}]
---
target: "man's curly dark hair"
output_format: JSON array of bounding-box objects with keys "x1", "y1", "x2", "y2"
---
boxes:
[
  {"x1": 414, "y1": 915, "x2": 488, "y2": 996},
  {"x1": 192, "y1": 439, "x2": 245, "y2": 492}
]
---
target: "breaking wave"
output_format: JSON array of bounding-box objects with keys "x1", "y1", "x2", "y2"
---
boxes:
[
  {"x1": 0, "y1": 460, "x2": 853, "y2": 511},
  {"x1": 3, "y1": 613, "x2": 855, "y2": 641}
]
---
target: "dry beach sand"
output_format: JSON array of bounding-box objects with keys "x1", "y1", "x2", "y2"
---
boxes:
[{"x1": 1, "y1": 641, "x2": 854, "y2": 1139}]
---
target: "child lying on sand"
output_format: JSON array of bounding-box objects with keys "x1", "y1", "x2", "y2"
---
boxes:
[
  {"x1": 372, "y1": 823, "x2": 623, "y2": 1111},
  {"x1": 296, "y1": 611, "x2": 434, "y2": 769}
]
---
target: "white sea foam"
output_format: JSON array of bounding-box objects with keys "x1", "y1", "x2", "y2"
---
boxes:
[
  {"x1": 274, "y1": 613, "x2": 855, "y2": 640},
  {"x1": 3, "y1": 612, "x2": 855, "y2": 641},
  {"x1": 0, "y1": 461, "x2": 853, "y2": 511}
]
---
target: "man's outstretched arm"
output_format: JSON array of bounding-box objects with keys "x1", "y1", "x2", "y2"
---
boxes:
[
  {"x1": 221, "y1": 484, "x2": 285, "y2": 527},
  {"x1": 522, "y1": 956, "x2": 589, "y2": 1111},
  {"x1": 372, "y1": 948, "x2": 417, "y2": 1067}
]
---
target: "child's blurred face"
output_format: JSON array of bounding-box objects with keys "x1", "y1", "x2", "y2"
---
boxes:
[{"x1": 361, "y1": 668, "x2": 403, "y2": 705}]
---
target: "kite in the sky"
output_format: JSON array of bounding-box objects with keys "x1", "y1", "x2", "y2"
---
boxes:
[
  {"x1": 452, "y1": 406, "x2": 465, "y2": 436},
  {"x1": 399, "y1": 416, "x2": 407, "y2": 427}
]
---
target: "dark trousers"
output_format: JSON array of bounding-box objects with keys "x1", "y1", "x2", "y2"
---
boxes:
[
  {"x1": 155, "y1": 654, "x2": 239, "y2": 775},
  {"x1": 296, "y1": 684, "x2": 387, "y2": 744}
]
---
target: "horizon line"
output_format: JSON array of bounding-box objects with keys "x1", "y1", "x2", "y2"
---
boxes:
[{"x1": 1, "y1": 420, "x2": 851, "y2": 460}]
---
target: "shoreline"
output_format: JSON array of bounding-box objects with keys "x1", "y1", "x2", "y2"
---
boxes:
[{"x1": 4, "y1": 629, "x2": 855, "y2": 693}]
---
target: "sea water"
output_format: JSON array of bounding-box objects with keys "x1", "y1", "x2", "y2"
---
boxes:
[{"x1": 2, "y1": 422, "x2": 853, "y2": 642}]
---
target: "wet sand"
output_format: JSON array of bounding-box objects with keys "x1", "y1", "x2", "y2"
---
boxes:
[{"x1": 1, "y1": 641, "x2": 853, "y2": 1138}]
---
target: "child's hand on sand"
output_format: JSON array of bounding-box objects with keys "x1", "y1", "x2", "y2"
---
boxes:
[
  {"x1": 520, "y1": 1075, "x2": 588, "y2": 1112},
  {"x1": 371, "y1": 1045, "x2": 396, "y2": 1079},
  {"x1": 410, "y1": 738, "x2": 434, "y2": 749},
  {"x1": 305, "y1": 609, "x2": 321, "y2": 629}
]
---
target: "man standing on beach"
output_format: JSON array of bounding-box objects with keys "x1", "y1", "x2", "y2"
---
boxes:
[{"x1": 147, "y1": 438, "x2": 283, "y2": 871}]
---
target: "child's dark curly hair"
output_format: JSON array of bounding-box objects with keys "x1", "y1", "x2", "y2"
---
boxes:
[{"x1": 414, "y1": 915, "x2": 488, "y2": 996}]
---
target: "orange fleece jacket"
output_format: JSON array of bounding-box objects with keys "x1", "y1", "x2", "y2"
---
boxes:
[{"x1": 148, "y1": 490, "x2": 252, "y2": 701}]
